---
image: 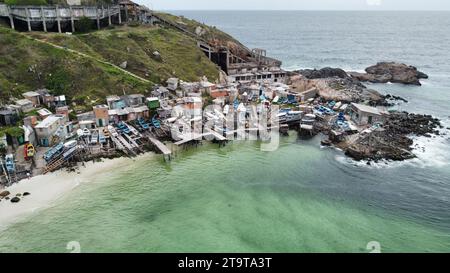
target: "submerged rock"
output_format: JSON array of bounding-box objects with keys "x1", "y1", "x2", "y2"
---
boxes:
[
  {"x1": 10, "y1": 197, "x2": 20, "y2": 203},
  {"x1": 349, "y1": 62, "x2": 428, "y2": 85},
  {"x1": 23, "y1": 192, "x2": 31, "y2": 196}
]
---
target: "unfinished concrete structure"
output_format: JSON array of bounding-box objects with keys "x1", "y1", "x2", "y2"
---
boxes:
[
  {"x1": 0, "y1": 1, "x2": 154, "y2": 33},
  {"x1": 197, "y1": 36, "x2": 286, "y2": 83},
  {"x1": 0, "y1": 3, "x2": 121, "y2": 32}
]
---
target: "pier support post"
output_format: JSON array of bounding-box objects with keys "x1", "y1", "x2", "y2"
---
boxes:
[
  {"x1": 56, "y1": 6, "x2": 62, "y2": 33},
  {"x1": 70, "y1": 7, "x2": 75, "y2": 33},
  {"x1": 125, "y1": 6, "x2": 128, "y2": 23},
  {"x1": 108, "y1": 6, "x2": 112, "y2": 26},
  {"x1": 118, "y1": 7, "x2": 122, "y2": 24},
  {"x1": 25, "y1": 7, "x2": 31, "y2": 31},
  {"x1": 41, "y1": 7, "x2": 47, "y2": 32}
]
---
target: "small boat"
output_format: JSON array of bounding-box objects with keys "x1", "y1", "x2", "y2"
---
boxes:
[
  {"x1": 91, "y1": 130, "x2": 98, "y2": 144},
  {"x1": 137, "y1": 118, "x2": 149, "y2": 130},
  {"x1": 223, "y1": 105, "x2": 230, "y2": 115},
  {"x1": 333, "y1": 102, "x2": 342, "y2": 111},
  {"x1": 76, "y1": 129, "x2": 84, "y2": 138},
  {"x1": 126, "y1": 123, "x2": 139, "y2": 136},
  {"x1": 117, "y1": 122, "x2": 130, "y2": 134},
  {"x1": 152, "y1": 116, "x2": 161, "y2": 129},
  {"x1": 63, "y1": 146, "x2": 77, "y2": 160},
  {"x1": 287, "y1": 94, "x2": 297, "y2": 104},
  {"x1": 44, "y1": 143, "x2": 64, "y2": 162},
  {"x1": 286, "y1": 111, "x2": 303, "y2": 122},
  {"x1": 107, "y1": 125, "x2": 119, "y2": 137},
  {"x1": 98, "y1": 131, "x2": 106, "y2": 143},
  {"x1": 64, "y1": 140, "x2": 77, "y2": 150},
  {"x1": 24, "y1": 143, "x2": 35, "y2": 159},
  {"x1": 5, "y1": 154, "x2": 15, "y2": 173},
  {"x1": 83, "y1": 128, "x2": 91, "y2": 136},
  {"x1": 233, "y1": 99, "x2": 239, "y2": 110},
  {"x1": 277, "y1": 112, "x2": 287, "y2": 123},
  {"x1": 103, "y1": 128, "x2": 111, "y2": 138}
]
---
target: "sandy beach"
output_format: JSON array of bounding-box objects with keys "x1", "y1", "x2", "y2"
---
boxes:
[{"x1": 0, "y1": 155, "x2": 148, "y2": 231}]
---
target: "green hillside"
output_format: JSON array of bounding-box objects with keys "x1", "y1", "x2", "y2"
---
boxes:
[{"x1": 0, "y1": 25, "x2": 220, "y2": 111}]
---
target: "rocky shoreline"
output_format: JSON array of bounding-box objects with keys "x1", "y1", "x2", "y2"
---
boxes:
[
  {"x1": 343, "y1": 112, "x2": 442, "y2": 162},
  {"x1": 291, "y1": 62, "x2": 444, "y2": 162}
]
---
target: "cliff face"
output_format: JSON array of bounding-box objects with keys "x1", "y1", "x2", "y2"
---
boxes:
[{"x1": 0, "y1": 25, "x2": 220, "y2": 111}]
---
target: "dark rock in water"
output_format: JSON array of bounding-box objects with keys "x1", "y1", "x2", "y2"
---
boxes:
[
  {"x1": 384, "y1": 94, "x2": 408, "y2": 103},
  {"x1": 11, "y1": 197, "x2": 20, "y2": 203},
  {"x1": 5, "y1": 197, "x2": 10, "y2": 200},
  {"x1": 349, "y1": 62, "x2": 428, "y2": 85},
  {"x1": 0, "y1": 191, "x2": 10, "y2": 197},
  {"x1": 23, "y1": 192, "x2": 31, "y2": 196},
  {"x1": 16, "y1": 193, "x2": 22, "y2": 197},
  {"x1": 296, "y1": 67, "x2": 350, "y2": 79}
]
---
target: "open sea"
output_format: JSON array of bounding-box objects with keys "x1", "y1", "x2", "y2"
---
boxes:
[{"x1": 0, "y1": 11, "x2": 449, "y2": 252}]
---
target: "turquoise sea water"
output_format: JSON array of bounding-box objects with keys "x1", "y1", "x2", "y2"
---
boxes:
[{"x1": 0, "y1": 11, "x2": 449, "y2": 252}]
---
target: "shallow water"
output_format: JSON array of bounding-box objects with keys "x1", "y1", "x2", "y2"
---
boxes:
[
  {"x1": 1, "y1": 11, "x2": 449, "y2": 252},
  {"x1": 0, "y1": 135, "x2": 448, "y2": 252}
]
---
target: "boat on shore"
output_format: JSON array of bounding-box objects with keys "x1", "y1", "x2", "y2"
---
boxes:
[{"x1": 24, "y1": 143, "x2": 35, "y2": 160}]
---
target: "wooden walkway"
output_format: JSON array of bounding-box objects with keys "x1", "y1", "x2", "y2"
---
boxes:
[
  {"x1": 206, "y1": 129, "x2": 226, "y2": 141},
  {"x1": 148, "y1": 137, "x2": 172, "y2": 156}
]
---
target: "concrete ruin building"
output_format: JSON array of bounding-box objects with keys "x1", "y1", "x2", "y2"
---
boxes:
[{"x1": 197, "y1": 42, "x2": 287, "y2": 84}]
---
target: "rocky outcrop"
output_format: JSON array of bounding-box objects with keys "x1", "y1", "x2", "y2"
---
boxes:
[
  {"x1": 344, "y1": 112, "x2": 441, "y2": 161},
  {"x1": 296, "y1": 67, "x2": 350, "y2": 79},
  {"x1": 289, "y1": 73, "x2": 385, "y2": 104},
  {"x1": 349, "y1": 62, "x2": 428, "y2": 85}
]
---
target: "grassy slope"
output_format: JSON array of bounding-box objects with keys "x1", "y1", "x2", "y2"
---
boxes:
[
  {"x1": 155, "y1": 12, "x2": 251, "y2": 57},
  {"x1": 0, "y1": 25, "x2": 219, "y2": 110}
]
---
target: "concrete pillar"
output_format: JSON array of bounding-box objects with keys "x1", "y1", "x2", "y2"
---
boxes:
[
  {"x1": 118, "y1": 7, "x2": 122, "y2": 24},
  {"x1": 125, "y1": 6, "x2": 128, "y2": 23},
  {"x1": 226, "y1": 49, "x2": 230, "y2": 70},
  {"x1": 70, "y1": 7, "x2": 75, "y2": 33},
  {"x1": 56, "y1": 6, "x2": 61, "y2": 33},
  {"x1": 9, "y1": 15, "x2": 15, "y2": 30},
  {"x1": 108, "y1": 6, "x2": 111, "y2": 26},
  {"x1": 96, "y1": 7, "x2": 100, "y2": 30},
  {"x1": 41, "y1": 7, "x2": 47, "y2": 32},
  {"x1": 25, "y1": 7, "x2": 31, "y2": 31},
  {"x1": 8, "y1": 7, "x2": 14, "y2": 30}
]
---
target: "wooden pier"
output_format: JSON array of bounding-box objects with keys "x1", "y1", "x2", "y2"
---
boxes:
[{"x1": 147, "y1": 136, "x2": 172, "y2": 160}]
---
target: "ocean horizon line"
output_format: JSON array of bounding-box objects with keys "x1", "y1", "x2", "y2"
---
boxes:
[{"x1": 162, "y1": 9, "x2": 450, "y2": 12}]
